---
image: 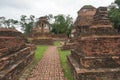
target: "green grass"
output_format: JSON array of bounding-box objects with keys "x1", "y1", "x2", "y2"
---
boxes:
[
  {"x1": 54, "y1": 41, "x2": 74, "y2": 80},
  {"x1": 54, "y1": 41, "x2": 61, "y2": 47},
  {"x1": 33, "y1": 45, "x2": 48, "y2": 64},
  {"x1": 20, "y1": 45, "x2": 48, "y2": 79},
  {"x1": 58, "y1": 49, "x2": 74, "y2": 80},
  {"x1": 29, "y1": 45, "x2": 48, "y2": 71}
]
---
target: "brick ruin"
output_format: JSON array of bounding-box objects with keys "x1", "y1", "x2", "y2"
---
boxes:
[
  {"x1": 61, "y1": 5, "x2": 96, "y2": 50},
  {"x1": 52, "y1": 34, "x2": 68, "y2": 41},
  {"x1": 31, "y1": 16, "x2": 53, "y2": 45},
  {"x1": 74, "y1": 5, "x2": 97, "y2": 36},
  {"x1": 61, "y1": 26, "x2": 76, "y2": 50},
  {"x1": 68, "y1": 6, "x2": 120, "y2": 80},
  {"x1": 61, "y1": 24, "x2": 78, "y2": 50},
  {"x1": 0, "y1": 28, "x2": 35, "y2": 80},
  {"x1": 61, "y1": 37, "x2": 77, "y2": 50}
]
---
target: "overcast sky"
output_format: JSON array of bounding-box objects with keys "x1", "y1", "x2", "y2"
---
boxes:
[{"x1": 0, "y1": 0, "x2": 115, "y2": 20}]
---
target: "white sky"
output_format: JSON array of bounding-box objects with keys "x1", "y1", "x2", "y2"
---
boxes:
[{"x1": 0, "y1": 0, "x2": 115, "y2": 20}]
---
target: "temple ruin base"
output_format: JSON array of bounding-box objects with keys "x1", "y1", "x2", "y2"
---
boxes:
[{"x1": 67, "y1": 55, "x2": 120, "y2": 80}]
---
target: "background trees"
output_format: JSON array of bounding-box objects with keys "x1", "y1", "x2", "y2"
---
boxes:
[
  {"x1": 0, "y1": 17, "x2": 5, "y2": 27},
  {"x1": 20, "y1": 15, "x2": 35, "y2": 34},
  {"x1": 109, "y1": 0, "x2": 120, "y2": 32},
  {"x1": 0, "y1": 14, "x2": 73, "y2": 36},
  {"x1": 0, "y1": 17, "x2": 18, "y2": 28},
  {"x1": 115, "y1": 0, "x2": 120, "y2": 8},
  {"x1": 51, "y1": 14, "x2": 73, "y2": 37},
  {"x1": 5, "y1": 19, "x2": 18, "y2": 28}
]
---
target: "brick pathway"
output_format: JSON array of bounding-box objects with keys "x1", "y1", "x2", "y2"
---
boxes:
[{"x1": 27, "y1": 46, "x2": 67, "y2": 80}]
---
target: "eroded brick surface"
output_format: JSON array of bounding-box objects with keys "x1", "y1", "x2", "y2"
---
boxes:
[
  {"x1": 68, "y1": 6, "x2": 120, "y2": 80},
  {"x1": 30, "y1": 17, "x2": 53, "y2": 45},
  {"x1": 0, "y1": 28, "x2": 35, "y2": 80},
  {"x1": 27, "y1": 46, "x2": 66, "y2": 80}
]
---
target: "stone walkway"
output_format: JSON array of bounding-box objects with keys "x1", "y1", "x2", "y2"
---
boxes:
[{"x1": 27, "y1": 46, "x2": 67, "y2": 80}]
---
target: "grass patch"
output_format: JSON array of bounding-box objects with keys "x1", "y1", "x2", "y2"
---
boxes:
[
  {"x1": 29, "y1": 45, "x2": 48, "y2": 70},
  {"x1": 58, "y1": 49, "x2": 74, "y2": 80},
  {"x1": 54, "y1": 41, "x2": 61, "y2": 47},
  {"x1": 54, "y1": 41, "x2": 74, "y2": 80},
  {"x1": 33, "y1": 45, "x2": 48, "y2": 64},
  {"x1": 23, "y1": 45, "x2": 48, "y2": 78}
]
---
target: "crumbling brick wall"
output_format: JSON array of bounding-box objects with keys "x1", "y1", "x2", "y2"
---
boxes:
[
  {"x1": 77, "y1": 37, "x2": 120, "y2": 56},
  {"x1": 0, "y1": 28, "x2": 35, "y2": 80}
]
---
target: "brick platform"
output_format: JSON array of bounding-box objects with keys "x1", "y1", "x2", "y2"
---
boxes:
[{"x1": 27, "y1": 46, "x2": 67, "y2": 80}]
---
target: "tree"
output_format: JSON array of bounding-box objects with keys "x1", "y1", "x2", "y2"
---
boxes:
[
  {"x1": 9, "y1": 19, "x2": 18, "y2": 28},
  {"x1": 0, "y1": 17, "x2": 5, "y2": 27},
  {"x1": 109, "y1": 9, "x2": 120, "y2": 31},
  {"x1": 4, "y1": 19, "x2": 18, "y2": 28},
  {"x1": 51, "y1": 14, "x2": 73, "y2": 37},
  {"x1": 20, "y1": 15, "x2": 35, "y2": 34},
  {"x1": 109, "y1": 0, "x2": 120, "y2": 31},
  {"x1": 45, "y1": 14, "x2": 53, "y2": 22},
  {"x1": 0, "y1": 17, "x2": 18, "y2": 28},
  {"x1": 115, "y1": 0, "x2": 120, "y2": 8}
]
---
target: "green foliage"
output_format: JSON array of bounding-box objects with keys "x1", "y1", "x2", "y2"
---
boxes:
[
  {"x1": 0, "y1": 17, "x2": 18, "y2": 28},
  {"x1": 54, "y1": 41, "x2": 61, "y2": 47},
  {"x1": 34, "y1": 45, "x2": 48, "y2": 64},
  {"x1": 23, "y1": 45, "x2": 48, "y2": 78},
  {"x1": 0, "y1": 17, "x2": 5, "y2": 27},
  {"x1": 6, "y1": 19, "x2": 18, "y2": 28},
  {"x1": 58, "y1": 48, "x2": 74, "y2": 80},
  {"x1": 20, "y1": 15, "x2": 35, "y2": 34},
  {"x1": 109, "y1": 0, "x2": 120, "y2": 31},
  {"x1": 51, "y1": 14, "x2": 73, "y2": 37},
  {"x1": 115, "y1": 0, "x2": 120, "y2": 8},
  {"x1": 54, "y1": 41, "x2": 74, "y2": 80},
  {"x1": 28, "y1": 45, "x2": 48, "y2": 71},
  {"x1": 45, "y1": 14, "x2": 53, "y2": 23},
  {"x1": 109, "y1": 9, "x2": 120, "y2": 30}
]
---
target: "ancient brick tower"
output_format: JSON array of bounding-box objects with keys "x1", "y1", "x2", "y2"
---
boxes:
[
  {"x1": 32, "y1": 17, "x2": 50, "y2": 35},
  {"x1": 31, "y1": 16, "x2": 53, "y2": 45},
  {"x1": 68, "y1": 6, "x2": 120, "y2": 80},
  {"x1": 62, "y1": 5, "x2": 96, "y2": 50},
  {"x1": 74, "y1": 5, "x2": 96, "y2": 36},
  {"x1": 0, "y1": 28, "x2": 35, "y2": 80}
]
